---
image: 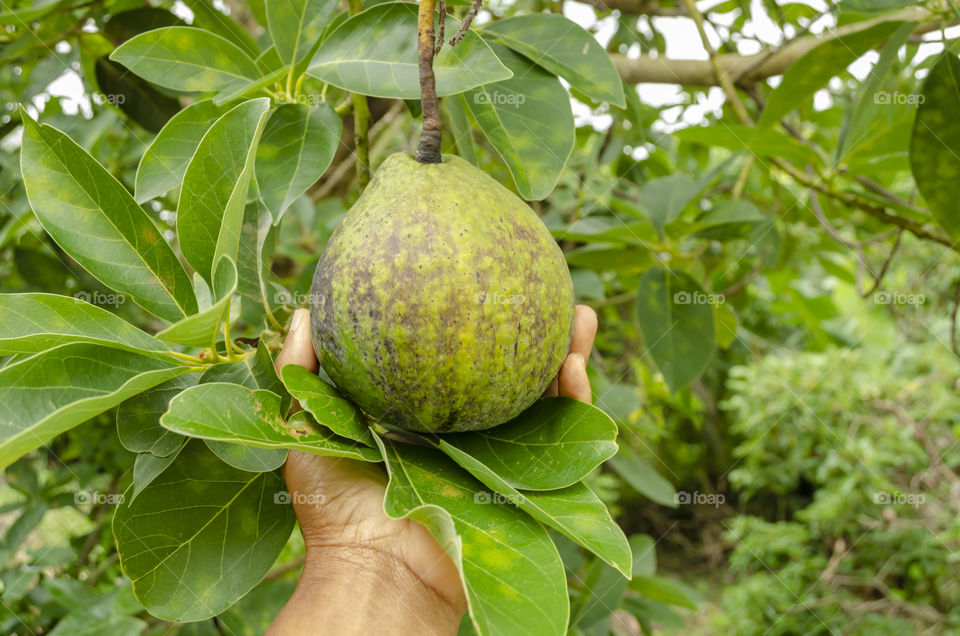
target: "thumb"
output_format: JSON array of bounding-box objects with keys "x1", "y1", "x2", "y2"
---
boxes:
[{"x1": 273, "y1": 308, "x2": 318, "y2": 374}]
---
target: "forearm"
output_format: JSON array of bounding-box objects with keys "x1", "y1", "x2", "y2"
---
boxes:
[{"x1": 268, "y1": 546, "x2": 464, "y2": 635}]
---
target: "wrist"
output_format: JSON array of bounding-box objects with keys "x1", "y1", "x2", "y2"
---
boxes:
[{"x1": 269, "y1": 543, "x2": 464, "y2": 635}]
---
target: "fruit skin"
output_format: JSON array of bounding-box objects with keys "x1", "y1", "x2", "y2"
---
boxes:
[{"x1": 310, "y1": 153, "x2": 574, "y2": 433}]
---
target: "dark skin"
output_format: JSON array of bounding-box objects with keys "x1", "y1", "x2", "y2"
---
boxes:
[{"x1": 267, "y1": 305, "x2": 598, "y2": 635}]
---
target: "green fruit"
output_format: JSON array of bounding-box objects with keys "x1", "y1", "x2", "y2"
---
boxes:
[{"x1": 310, "y1": 153, "x2": 574, "y2": 433}]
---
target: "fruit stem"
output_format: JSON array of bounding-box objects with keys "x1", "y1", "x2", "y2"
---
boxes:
[
  {"x1": 348, "y1": 0, "x2": 371, "y2": 187},
  {"x1": 415, "y1": 0, "x2": 442, "y2": 164},
  {"x1": 167, "y1": 351, "x2": 207, "y2": 365}
]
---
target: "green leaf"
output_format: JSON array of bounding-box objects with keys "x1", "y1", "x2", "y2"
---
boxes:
[
  {"x1": 0, "y1": 293, "x2": 166, "y2": 355},
  {"x1": 47, "y1": 585, "x2": 146, "y2": 636},
  {"x1": 212, "y1": 67, "x2": 288, "y2": 106},
  {"x1": 255, "y1": 103, "x2": 341, "y2": 222},
  {"x1": 280, "y1": 365, "x2": 373, "y2": 446},
  {"x1": 675, "y1": 123, "x2": 819, "y2": 165},
  {"x1": 182, "y1": 0, "x2": 262, "y2": 60},
  {"x1": 93, "y1": 58, "x2": 181, "y2": 134},
  {"x1": 376, "y1": 436, "x2": 570, "y2": 636},
  {"x1": 155, "y1": 257, "x2": 238, "y2": 347},
  {"x1": 236, "y1": 201, "x2": 277, "y2": 302},
  {"x1": 204, "y1": 439, "x2": 288, "y2": 472},
  {"x1": 569, "y1": 558, "x2": 628, "y2": 632},
  {"x1": 135, "y1": 99, "x2": 231, "y2": 204},
  {"x1": 836, "y1": 21, "x2": 915, "y2": 162},
  {"x1": 758, "y1": 21, "x2": 903, "y2": 127},
  {"x1": 267, "y1": 0, "x2": 339, "y2": 65},
  {"x1": 0, "y1": 0, "x2": 63, "y2": 25},
  {"x1": 307, "y1": 3, "x2": 512, "y2": 99},
  {"x1": 178, "y1": 98, "x2": 271, "y2": 283},
  {"x1": 444, "y1": 95, "x2": 477, "y2": 164},
  {"x1": 101, "y1": 8, "x2": 185, "y2": 44},
  {"x1": 438, "y1": 438, "x2": 631, "y2": 576},
  {"x1": 161, "y1": 383, "x2": 381, "y2": 461},
  {"x1": 110, "y1": 26, "x2": 261, "y2": 93},
  {"x1": 198, "y1": 343, "x2": 292, "y2": 471},
  {"x1": 117, "y1": 374, "x2": 197, "y2": 457},
  {"x1": 463, "y1": 41, "x2": 574, "y2": 200},
  {"x1": 18, "y1": 109, "x2": 198, "y2": 322},
  {"x1": 629, "y1": 576, "x2": 699, "y2": 609},
  {"x1": 635, "y1": 174, "x2": 698, "y2": 232},
  {"x1": 439, "y1": 398, "x2": 618, "y2": 490},
  {"x1": 0, "y1": 343, "x2": 189, "y2": 469},
  {"x1": 200, "y1": 340, "x2": 291, "y2": 414},
  {"x1": 608, "y1": 442, "x2": 676, "y2": 506},
  {"x1": 714, "y1": 301, "x2": 738, "y2": 349},
  {"x1": 630, "y1": 534, "x2": 657, "y2": 577},
  {"x1": 693, "y1": 198, "x2": 767, "y2": 240},
  {"x1": 482, "y1": 14, "x2": 625, "y2": 107},
  {"x1": 131, "y1": 443, "x2": 185, "y2": 500},
  {"x1": 113, "y1": 440, "x2": 295, "y2": 621},
  {"x1": 635, "y1": 268, "x2": 715, "y2": 392},
  {"x1": 910, "y1": 53, "x2": 960, "y2": 240}
]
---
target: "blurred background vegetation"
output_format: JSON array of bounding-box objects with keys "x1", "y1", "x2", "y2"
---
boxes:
[{"x1": 3, "y1": 0, "x2": 960, "y2": 634}]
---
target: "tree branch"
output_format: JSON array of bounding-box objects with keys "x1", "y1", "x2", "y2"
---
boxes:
[{"x1": 611, "y1": 5, "x2": 933, "y2": 86}]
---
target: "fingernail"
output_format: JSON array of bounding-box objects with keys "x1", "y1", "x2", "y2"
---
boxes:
[{"x1": 289, "y1": 309, "x2": 307, "y2": 334}]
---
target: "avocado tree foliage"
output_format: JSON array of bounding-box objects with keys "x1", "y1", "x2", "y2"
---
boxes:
[{"x1": 2, "y1": 0, "x2": 960, "y2": 633}]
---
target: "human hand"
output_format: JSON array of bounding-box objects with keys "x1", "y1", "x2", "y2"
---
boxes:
[{"x1": 268, "y1": 305, "x2": 598, "y2": 635}]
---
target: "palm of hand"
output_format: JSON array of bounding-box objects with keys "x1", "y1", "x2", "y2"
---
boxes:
[{"x1": 274, "y1": 305, "x2": 598, "y2": 619}]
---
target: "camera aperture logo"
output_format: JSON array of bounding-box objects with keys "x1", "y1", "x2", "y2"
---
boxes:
[
  {"x1": 674, "y1": 490, "x2": 724, "y2": 508},
  {"x1": 74, "y1": 290, "x2": 126, "y2": 306},
  {"x1": 474, "y1": 290, "x2": 526, "y2": 305},
  {"x1": 873, "y1": 490, "x2": 925, "y2": 508},
  {"x1": 873, "y1": 291, "x2": 924, "y2": 306},
  {"x1": 474, "y1": 490, "x2": 526, "y2": 506},
  {"x1": 473, "y1": 91, "x2": 526, "y2": 107},
  {"x1": 74, "y1": 490, "x2": 124, "y2": 505},
  {"x1": 874, "y1": 91, "x2": 924, "y2": 106},
  {"x1": 673, "y1": 290, "x2": 724, "y2": 306},
  {"x1": 273, "y1": 290, "x2": 313, "y2": 306},
  {"x1": 274, "y1": 490, "x2": 327, "y2": 507}
]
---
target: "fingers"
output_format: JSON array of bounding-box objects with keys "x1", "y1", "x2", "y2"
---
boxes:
[
  {"x1": 570, "y1": 305, "x2": 598, "y2": 359},
  {"x1": 544, "y1": 305, "x2": 598, "y2": 400},
  {"x1": 558, "y1": 353, "x2": 591, "y2": 403},
  {"x1": 274, "y1": 308, "x2": 318, "y2": 374}
]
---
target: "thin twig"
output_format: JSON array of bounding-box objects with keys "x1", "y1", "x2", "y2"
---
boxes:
[
  {"x1": 449, "y1": 0, "x2": 482, "y2": 47},
  {"x1": 435, "y1": 0, "x2": 446, "y2": 57},
  {"x1": 680, "y1": 0, "x2": 753, "y2": 124}
]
